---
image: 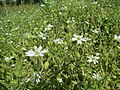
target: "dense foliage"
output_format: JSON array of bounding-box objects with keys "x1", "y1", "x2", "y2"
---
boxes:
[
  {"x1": 0, "y1": 0, "x2": 120, "y2": 89},
  {"x1": 0, "y1": 0, "x2": 44, "y2": 5}
]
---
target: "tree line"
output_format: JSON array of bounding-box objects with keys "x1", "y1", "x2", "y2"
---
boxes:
[{"x1": 0, "y1": 0, "x2": 45, "y2": 5}]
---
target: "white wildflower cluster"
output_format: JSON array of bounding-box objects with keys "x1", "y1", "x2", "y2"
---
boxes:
[
  {"x1": 25, "y1": 46, "x2": 48, "y2": 57},
  {"x1": 72, "y1": 34, "x2": 91, "y2": 45},
  {"x1": 87, "y1": 53, "x2": 100, "y2": 64}
]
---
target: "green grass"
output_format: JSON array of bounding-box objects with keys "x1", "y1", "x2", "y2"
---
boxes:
[{"x1": 0, "y1": 0, "x2": 120, "y2": 89}]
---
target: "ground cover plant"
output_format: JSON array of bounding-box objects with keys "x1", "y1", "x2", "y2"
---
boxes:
[{"x1": 0, "y1": 0, "x2": 120, "y2": 89}]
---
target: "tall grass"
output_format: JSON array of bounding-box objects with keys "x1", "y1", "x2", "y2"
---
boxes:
[{"x1": 0, "y1": 0, "x2": 120, "y2": 89}]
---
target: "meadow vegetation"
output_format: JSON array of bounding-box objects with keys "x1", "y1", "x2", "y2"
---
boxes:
[{"x1": 0, "y1": 0, "x2": 120, "y2": 89}]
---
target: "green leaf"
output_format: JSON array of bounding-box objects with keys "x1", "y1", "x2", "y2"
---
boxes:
[{"x1": 44, "y1": 61, "x2": 49, "y2": 70}]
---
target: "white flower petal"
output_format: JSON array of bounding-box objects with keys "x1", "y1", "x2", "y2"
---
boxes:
[
  {"x1": 95, "y1": 56, "x2": 99, "y2": 59},
  {"x1": 72, "y1": 34, "x2": 90, "y2": 45},
  {"x1": 77, "y1": 40, "x2": 82, "y2": 44},
  {"x1": 38, "y1": 54, "x2": 44, "y2": 56},
  {"x1": 87, "y1": 55, "x2": 99, "y2": 64},
  {"x1": 26, "y1": 78, "x2": 31, "y2": 82},
  {"x1": 26, "y1": 50, "x2": 35, "y2": 56},
  {"x1": 34, "y1": 46, "x2": 38, "y2": 51},
  {"x1": 96, "y1": 53, "x2": 100, "y2": 56},
  {"x1": 93, "y1": 60, "x2": 98, "y2": 64},
  {"x1": 87, "y1": 59, "x2": 93, "y2": 63},
  {"x1": 93, "y1": 73, "x2": 102, "y2": 80},
  {"x1": 40, "y1": 49, "x2": 48, "y2": 54},
  {"x1": 81, "y1": 38, "x2": 87, "y2": 42},
  {"x1": 38, "y1": 46, "x2": 42, "y2": 51},
  {"x1": 36, "y1": 79, "x2": 40, "y2": 84},
  {"x1": 72, "y1": 38, "x2": 77, "y2": 41},
  {"x1": 87, "y1": 56, "x2": 91, "y2": 58},
  {"x1": 73, "y1": 34, "x2": 78, "y2": 37}
]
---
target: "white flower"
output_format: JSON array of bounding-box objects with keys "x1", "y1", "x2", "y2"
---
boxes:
[
  {"x1": 25, "y1": 46, "x2": 48, "y2": 57},
  {"x1": 93, "y1": 73, "x2": 102, "y2": 80},
  {"x1": 114, "y1": 35, "x2": 120, "y2": 41},
  {"x1": 72, "y1": 34, "x2": 90, "y2": 44},
  {"x1": 26, "y1": 50, "x2": 35, "y2": 56},
  {"x1": 57, "y1": 78, "x2": 63, "y2": 83},
  {"x1": 54, "y1": 38, "x2": 63, "y2": 44},
  {"x1": 87, "y1": 55, "x2": 99, "y2": 64},
  {"x1": 26, "y1": 78, "x2": 31, "y2": 82},
  {"x1": 27, "y1": 72, "x2": 41, "y2": 84},
  {"x1": 35, "y1": 73, "x2": 41, "y2": 84},
  {"x1": 39, "y1": 32, "x2": 47, "y2": 40},
  {"x1": 44, "y1": 24, "x2": 54, "y2": 31}
]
